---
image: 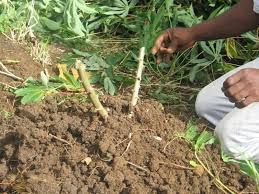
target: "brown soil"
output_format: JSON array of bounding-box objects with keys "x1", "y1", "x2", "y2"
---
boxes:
[
  {"x1": 0, "y1": 95, "x2": 256, "y2": 194},
  {"x1": 0, "y1": 34, "x2": 64, "y2": 114},
  {"x1": 0, "y1": 34, "x2": 257, "y2": 194},
  {"x1": 0, "y1": 34, "x2": 42, "y2": 83}
]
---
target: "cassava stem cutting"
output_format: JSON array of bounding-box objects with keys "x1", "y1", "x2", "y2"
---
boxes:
[
  {"x1": 77, "y1": 60, "x2": 108, "y2": 121},
  {"x1": 131, "y1": 47, "x2": 145, "y2": 107}
]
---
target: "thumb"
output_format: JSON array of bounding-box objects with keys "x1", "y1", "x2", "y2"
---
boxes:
[
  {"x1": 160, "y1": 40, "x2": 178, "y2": 54},
  {"x1": 152, "y1": 34, "x2": 165, "y2": 55}
]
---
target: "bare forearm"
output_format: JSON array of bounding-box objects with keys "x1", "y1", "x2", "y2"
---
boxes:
[{"x1": 191, "y1": 0, "x2": 259, "y2": 41}]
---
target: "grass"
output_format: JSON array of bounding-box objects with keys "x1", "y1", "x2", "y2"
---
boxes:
[{"x1": 2, "y1": 1, "x2": 258, "y2": 96}]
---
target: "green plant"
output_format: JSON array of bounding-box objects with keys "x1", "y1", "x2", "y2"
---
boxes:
[
  {"x1": 2, "y1": 0, "x2": 259, "y2": 104},
  {"x1": 222, "y1": 151, "x2": 259, "y2": 191},
  {"x1": 14, "y1": 71, "x2": 81, "y2": 105},
  {"x1": 182, "y1": 121, "x2": 235, "y2": 193},
  {"x1": 184, "y1": 121, "x2": 216, "y2": 151}
]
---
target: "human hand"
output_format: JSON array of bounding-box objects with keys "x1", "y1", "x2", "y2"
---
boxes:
[
  {"x1": 152, "y1": 28, "x2": 196, "y2": 64},
  {"x1": 223, "y1": 68, "x2": 259, "y2": 107}
]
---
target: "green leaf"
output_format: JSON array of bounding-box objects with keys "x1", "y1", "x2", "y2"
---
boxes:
[
  {"x1": 90, "y1": 74, "x2": 101, "y2": 84},
  {"x1": 221, "y1": 150, "x2": 238, "y2": 163},
  {"x1": 185, "y1": 121, "x2": 199, "y2": 141},
  {"x1": 40, "y1": 17, "x2": 61, "y2": 31},
  {"x1": 76, "y1": 0, "x2": 98, "y2": 14},
  {"x1": 14, "y1": 87, "x2": 43, "y2": 97},
  {"x1": 63, "y1": 72, "x2": 80, "y2": 89},
  {"x1": 21, "y1": 91, "x2": 45, "y2": 105},
  {"x1": 195, "y1": 131, "x2": 215, "y2": 151},
  {"x1": 200, "y1": 42, "x2": 214, "y2": 56},
  {"x1": 189, "y1": 61, "x2": 211, "y2": 82},
  {"x1": 84, "y1": 55, "x2": 110, "y2": 71},
  {"x1": 104, "y1": 77, "x2": 116, "y2": 95},
  {"x1": 72, "y1": 49, "x2": 91, "y2": 57},
  {"x1": 189, "y1": 160, "x2": 199, "y2": 168},
  {"x1": 239, "y1": 160, "x2": 259, "y2": 184}
]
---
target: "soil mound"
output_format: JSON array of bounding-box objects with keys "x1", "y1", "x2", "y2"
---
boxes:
[{"x1": 0, "y1": 95, "x2": 256, "y2": 193}]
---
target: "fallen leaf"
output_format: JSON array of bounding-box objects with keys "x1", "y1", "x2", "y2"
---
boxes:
[
  {"x1": 71, "y1": 67, "x2": 79, "y2": 80},
  {"x1": 57, "y1": 64, "x2": 68, "y2": 79},
  {"x1": 81, "y1": 157, "x2": 92, "y2": 165}
]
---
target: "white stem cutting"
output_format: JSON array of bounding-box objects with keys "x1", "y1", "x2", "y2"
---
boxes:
[{"x1": 131, "y1": 47, "x2": 145, "y2": 107}]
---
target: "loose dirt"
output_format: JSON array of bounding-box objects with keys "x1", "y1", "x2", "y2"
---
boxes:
[
  {"x1": 0, "y1": 95, "x2": 256, "y2": 194},
  {"x1": 0, "y1": 34, "x2": 42, "y2": 83},
  {"x1": 0, "y1": 34, "x2": 257, "y2": 194}
]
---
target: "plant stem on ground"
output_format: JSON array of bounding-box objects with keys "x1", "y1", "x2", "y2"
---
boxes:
[{"x1": 77, "y1": 60, "x2": 108, "y2": 121}]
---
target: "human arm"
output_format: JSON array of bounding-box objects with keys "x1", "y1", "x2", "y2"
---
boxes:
[
  {"x1": 152, "y1": 0, "x2": 259, "y2": 63},
  {"x1": 192, "y1": 0, "x2": 259, "y2": 41}
]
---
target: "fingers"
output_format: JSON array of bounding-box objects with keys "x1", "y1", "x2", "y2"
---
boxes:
[
  {"x1": 152, "y1": 33, "x2": 167, "y2": 55},
  {"x1": 236, "y1": 96, "x2": 255, "y2": 108},
  {"x1": 159, "y1": 40, "x2": 178, "y2": 54},
  {"x1": 223, "y1": 82, "x2": 248, "y2": 102},
  {"x1": 230, "y1": 88, "x2": 250, "y2": 103},
  {"x1": 223, "y1": 70, "x2": 243, "y2": 89},
  {"x1": 152, "y1": 29, "x2": 176, "y2": 64}
]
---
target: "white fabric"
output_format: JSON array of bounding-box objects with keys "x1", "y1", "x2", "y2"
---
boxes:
[
  {"x1": 254, "y1": 0, "x2": 259, "y2": 14},
  {"x1": 195, "y1": 57, "x2": 259, "y2": 162}
]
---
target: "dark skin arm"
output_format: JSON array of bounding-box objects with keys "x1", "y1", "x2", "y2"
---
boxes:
[
  {"x1": 152, "y1": 0, "x2": 259, "y2": 108},
  {"x1": 152, "y1": 0, "x2": 259, "y2": 60},
  {"x1": 192, "y1": 0, "x2": 259, "y2": 41}
]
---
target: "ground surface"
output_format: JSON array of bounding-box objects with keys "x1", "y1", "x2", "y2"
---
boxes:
[{"x1": 0, "y1": 35, "x2": 257, "y2": 194}]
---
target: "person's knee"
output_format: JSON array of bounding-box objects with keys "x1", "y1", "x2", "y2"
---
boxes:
[
  {"x1": 215, "y1": 112, "x2": 254, "y2": 161},
  {"x1": 215, "y1": 118, "x2": 245, "y2": 161},
  {"x1": 195, "y1": 88, "x2": 210, "y2": 118}
]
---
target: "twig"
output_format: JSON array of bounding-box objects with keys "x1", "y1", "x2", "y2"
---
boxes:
[
  {"x1": 89, "y1": 166, "x2": 101, "y2": 178},
  {"x1": 195, "y1": 151, "x2": 235, "y2": 194},
  {"x1": 0, "y1": 70, "x2": 23, "y2": 81},
  {"x1": 2, "y1": 32, "x2": 14, "y2": 41},
  {"x1": 0, "y1": 81, "x2": 16, "y2": 89},
  {"x1": 1, "y1": 60, "x2": 20, "y2": 65},
  {"x1": 49, "y1": 133, "x2": 72, "y2": 146},
  {"x1": 127, "y1": 161, "x2": 149, "y2": 172},
  {"x1": 77, "y1": 60, "x2": 108, "y2": 121},
  {"x1": 0, "y1": 61, "x2": 23, "y2": 81},
  {"x1": 115, "y1": 138, "x2": 129, "y2": 147},
  {"x1": 163, "y1": 137, "x2": 179, "y2": 152},
  {"x1": 159, "y1": 161, "x2": 194, "y2": 170},
  {"x1": 121, "y1": 140, "x2": 133, "y2": 157},
  {"x1": 131, "y1": 47, "x2": 145, "y2": 107}
]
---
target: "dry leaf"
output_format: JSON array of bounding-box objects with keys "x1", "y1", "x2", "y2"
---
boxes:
[
  {"x1": 81, "y1": 157, "x2": 92, "y2": 165},
  {"x1": 57, "y1": 64, "x2": 68, "y2": 79},
  {"x1": 71, "y1": 67, "x2": 79, "y2": 80}
]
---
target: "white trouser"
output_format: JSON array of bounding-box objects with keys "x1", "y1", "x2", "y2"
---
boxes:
[{"x1": 195, "y1": 57, "x2": 259, "y2": 162}]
